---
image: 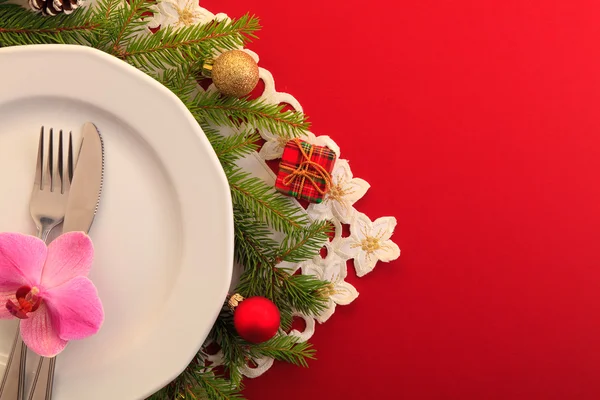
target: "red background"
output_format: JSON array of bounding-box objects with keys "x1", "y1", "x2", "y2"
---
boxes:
[{"x1": 203, "y1": 1, "x2": 600, "y2": 399}]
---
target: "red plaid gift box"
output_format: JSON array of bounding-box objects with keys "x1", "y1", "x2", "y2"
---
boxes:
[{"x1": 275, "y1": 138, "x2": 336, "y2": 203}]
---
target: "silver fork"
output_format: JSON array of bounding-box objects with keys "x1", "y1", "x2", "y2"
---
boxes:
[
  {"x1": 30, "y1": 127, "x2": 73, "y2": 241},
  {"x1": 0, "y1": 127, "x2": 73, "y2": 400}
]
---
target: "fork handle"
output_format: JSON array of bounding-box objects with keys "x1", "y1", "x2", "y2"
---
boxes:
[
  {"x1": 0, "y1": 329, "x2": 27, "y2": 400},
  {"x1": 36, "y1": 223, "x2": 53, "y2": 243},
  {"x1": 25, "y1": 225, "x2": 58, "y2": 400},
  {"x1": 27, "y1": 358, "x2": 54, "y2": 400}
]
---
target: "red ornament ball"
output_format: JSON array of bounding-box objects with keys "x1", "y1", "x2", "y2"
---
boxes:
[{"x1": 233, "y1": 296, "x2": 280, "y2": 343}]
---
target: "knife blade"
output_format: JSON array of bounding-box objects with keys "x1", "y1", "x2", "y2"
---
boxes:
[
  {"x1": 62, "y1": 122, "x2": 104, "y2": 233},
  {"x1": 28, "y1": 121, "x2": 104, "y2": 400}
]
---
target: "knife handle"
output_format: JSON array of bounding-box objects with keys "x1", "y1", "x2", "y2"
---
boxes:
[{"x1": 0, "y1": 328, "x2": 27, "y2": 400}]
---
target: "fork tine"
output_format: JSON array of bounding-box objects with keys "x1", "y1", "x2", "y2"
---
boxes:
[
  {"x1": 50, "y1": 129, "x2": 58, "y2": 193},
  {"x1": 68, "y1": 131, "x2": 74, "y2": 184},
  {"x1": 34, "y1": 127, "x2": 43, "y2": 190},
  {"x1": 60, "y1": 131, "x2": 73, "y2": 194},
  {"x1": 43, "y1": 128, "x2": 52, "y2": 190},
  {"x1": 58, "y1": 130, "x2": 64, "y2": 194}
]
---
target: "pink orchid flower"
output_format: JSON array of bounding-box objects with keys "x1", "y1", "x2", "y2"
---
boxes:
[{"x1": 0, "y1": 231, "x2": 104, "y2": 357}]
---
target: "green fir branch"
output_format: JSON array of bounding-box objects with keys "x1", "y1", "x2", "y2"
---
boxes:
[
  {"x1": 103, "y1": 0, "x2": 153, "y2": 55},
  {"x1": 199, "y1": 124, "x2": 262, "y2": 168},
  {"x1": 154, "y1": 64, "x2": 202, "y2": 103},
  {"x1": 211, "y1": 130, "x2": 260, "y2": 165},
  {"x1": 233, "y1": 216, "x2": 330, "y2": 321},
  {"x1": 190, "y1": 90, "x2": 310, "y2": 138},
  {"x1": 273, "y1": 300, "x2": 294, "y2": 332},
  {"x1": 122, "y1": 15, "x2": 260, "y2": 70},
  {"x1": 148, "y1": 358, "x2": 245, "y2": 400},
  {"x1": 208, "y1": 312, "x2": 316, "y2": 390},
  {"x1": 0, "y1": 1, "x2": 97, "y2": 46},
  {"x1": 277, "y1": 220, "x2": 331, "y2": 263},
  {"x1": 195, "y1": 371, "x2": 245, "y2": 400},
  {"x1": 236, "y1": 265, "x2": 278, "y2": 307},
  {"x1": 251, "y1": 335, "x2": 315, "y2": 367},
  {"x1": 228, "y1": 168, "x2": 310, "y2": 234},
  {"x1": 278, "y1": 272, "x2": 330, "y2": 316},
  {"x1": 209, "y1": 312, "x2": 249, "y2": 388},
  {"x1": 233, "y1": 209, "x2": 278, "y2": 271}
]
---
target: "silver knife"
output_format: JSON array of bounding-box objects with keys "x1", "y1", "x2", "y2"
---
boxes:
[
  {"x1": 28, "y1": 122, "x2": 105, "y2": 400},
  {"x1": 62, "y1": 122, "x2": 104, "y2": 234}
]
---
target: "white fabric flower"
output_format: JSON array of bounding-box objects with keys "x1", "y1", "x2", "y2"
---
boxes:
[
  {"x1": 301, "y1": 247, "x2": 358, "y2": 323},
  {"x1": 307, "y1": 159, "x2": 369, "y2": 224},
  {"x1": 259, "y1": 130, "x2": 315, "y2": 160},
  {"x1": 148, "y1": 0, "x2": 215, "y2": 29},
  {"x1": 336, "y1": 213, "x2": 400, "y2": 277}
]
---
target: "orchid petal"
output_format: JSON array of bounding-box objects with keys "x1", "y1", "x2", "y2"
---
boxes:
[
  {"x1": 42, "y1": 232, "x2": 94, "y2": 289},
  {"x1": 0, "y1": 290, "x2": 18, "y2": 319},
  {"x1": 0, "y1": 233, "x2": 46, "y2": 290},
  {"x1": 20, "y1": 302, "x2": 67, "y2": 357},
  {"x1": 44, "y1": 276, "x2": 104, "y2": 341}
]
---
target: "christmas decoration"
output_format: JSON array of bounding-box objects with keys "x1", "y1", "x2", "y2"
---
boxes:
[
  {"x1": 204, "y1": 50, "x2": 260, "y2": 98},
  {"x1": 147, "y1": 0, "x2": 216, "y2": 29},
  {"x1": 300, "y1": 244, "x2": 359, "y2": 323},
  {"x1": 336, "y1": 213, "x2": 401, "y2": 277},
  {"x1": 0, "y1": 1, "x2": 400, "y2": 398},
  {"x1": 29, "y1": 0, "x2": 84, "y2": 16},
  {"x1": 275, "y1": 138, "x2": 336, "y2": 203},
  {"x1": 0, "y1": 232, "x2": 103, "y2": 357},
  {"x1": 229, "y1": 294, "x2": 281, "y2": 344},
  {"x1": 307, "y1": 159, "x2": 370, "y2": 224}
]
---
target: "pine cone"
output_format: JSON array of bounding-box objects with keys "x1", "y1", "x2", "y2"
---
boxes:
[{"x1": 29, "y1": 0, "x2": 84, "y2": 16}]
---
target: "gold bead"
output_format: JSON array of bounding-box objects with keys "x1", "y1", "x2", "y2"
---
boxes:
[
  {"x1": 211, "y1": 50, "x2": 259, "y2": 98},
  {"x1": 228, "y1": 293, "x2": 245, "y2": 311}
]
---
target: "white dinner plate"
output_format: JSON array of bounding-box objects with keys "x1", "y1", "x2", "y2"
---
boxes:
[{"x1": 0, "y1": 45, "x2": 234, "y2": 399}]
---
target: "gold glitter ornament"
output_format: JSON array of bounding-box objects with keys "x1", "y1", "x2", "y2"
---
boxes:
[{"x1": 205, "y1": 50, "x2": 260, "y2": 98}]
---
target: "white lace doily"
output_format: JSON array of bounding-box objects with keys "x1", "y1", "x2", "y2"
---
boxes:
[{"x1": 12, "y1": 0, "x2": 402, "y2": 379}]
